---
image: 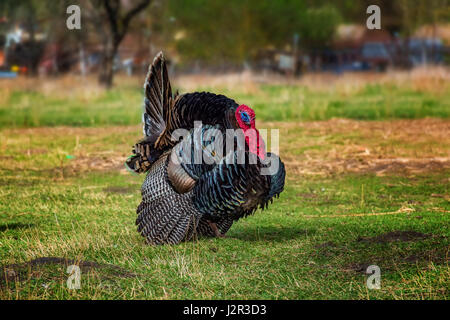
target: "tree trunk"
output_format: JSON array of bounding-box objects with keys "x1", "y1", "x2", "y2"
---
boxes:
[
  {"x1": 95, "y1": 0, "x2": 152, "y2": 88},
  {"x1": 99, "y1": 41, "x2": 117, "y2": 88},
  {"x1": 99, "y1": 53, "x2": 114, "y2": 88}
]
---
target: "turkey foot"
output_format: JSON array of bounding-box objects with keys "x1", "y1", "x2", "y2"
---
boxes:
[{"x1": 207, "y1": 220, "x2": 226, "y2": 238}]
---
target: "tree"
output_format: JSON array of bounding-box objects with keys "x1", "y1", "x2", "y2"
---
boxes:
[
  {"x1": 87, "y1": 0, "x2": 152, "y2": 88},
  {"x1": 165, "y1": 0, "x2": 342, "y2": 65},
  {"x1": 301, "y1": 5, "x2": 342, "y2": 49}
]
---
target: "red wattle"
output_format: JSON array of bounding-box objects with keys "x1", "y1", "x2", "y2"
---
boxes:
[{"x1": 236, "y1": 105, "x2": 265, "y2": 160}]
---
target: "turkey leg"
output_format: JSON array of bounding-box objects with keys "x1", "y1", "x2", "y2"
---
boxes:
[{"x1": 207, "y1": 220, "x2": 226, "y2": 238}]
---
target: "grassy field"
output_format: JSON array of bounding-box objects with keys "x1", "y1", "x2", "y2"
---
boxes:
[
  {"x1": 0, "y1": 68, "x2": 449, "y2": 128},
  {"x1": 0, "y1": 71, "x2": 449, "y2": 299}
]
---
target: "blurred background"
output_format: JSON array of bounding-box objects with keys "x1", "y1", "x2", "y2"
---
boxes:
[
  {"x1": 0, "y1": 0, "x2": 449, "y2": 82},
  {"x1": 0, "y1": 0, "x2": 449, "y2": 125}
]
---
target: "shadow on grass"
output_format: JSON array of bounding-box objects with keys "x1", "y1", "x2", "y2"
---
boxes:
[
  {"x1": 0, "y1": 257, "x2": 137, "y2": 288},
  {"x1": 228, "y1": 226, "x2": 315, "y2": 242},
  {"x1": 0, "y1": 223, "x2": 35, "y2": 232}
]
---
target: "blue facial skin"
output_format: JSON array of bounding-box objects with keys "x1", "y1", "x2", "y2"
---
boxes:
[{"x1": 240, "y1": 111, "x2": 251, "y2": 124}]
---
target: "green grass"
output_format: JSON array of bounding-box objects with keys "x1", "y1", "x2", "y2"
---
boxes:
[
  {"x1": 0, "y1": 122, "x2": 448, "y2": 299},
  {"x1": 0, "y1": 89, "x2": 143, "y2": 128},
  {"x1": 0, "y1": 170, "x2": 448, "y2": 299},
  {"x1": 1, "y1": 81, "x2": 449, "y2": 128},
  {"x1": 240, "y1": 84, "x2": 450, "y2": 122},
  {"x1": 1, "y1": 75, "x2": 448, "y2": 299}
]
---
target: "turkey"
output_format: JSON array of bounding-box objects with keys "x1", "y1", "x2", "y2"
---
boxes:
[{"x1": 126, "y1": 52, "x2": 286, "y2": 245}]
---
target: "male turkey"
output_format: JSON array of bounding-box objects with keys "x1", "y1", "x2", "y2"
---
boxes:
[{"x1": 126, "y1": 52, "x2": 285, "y2": 245}]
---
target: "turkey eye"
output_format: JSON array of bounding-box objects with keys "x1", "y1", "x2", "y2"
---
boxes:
[{"x1": 241, "y1": 112, "x2": 250, "y2": 124}]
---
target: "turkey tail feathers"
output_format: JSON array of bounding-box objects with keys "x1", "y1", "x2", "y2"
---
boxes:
[
  {"x1": 136, "y1": 154, "x2": 201, "y2": 245},
  {"x1": 137, "y1": 200, "x2": 192, "y2": 245},
  {"x1": 143, "y1": 51, "x2": 172, "y2": 143}
]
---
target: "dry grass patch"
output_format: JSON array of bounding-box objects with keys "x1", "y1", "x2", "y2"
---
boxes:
[
  {"x1": 1, "y1": 119, "x2": 449, "y2": 179},
  {"x1": 275, "y1": 119, "x2": 450, "y2": 177}
]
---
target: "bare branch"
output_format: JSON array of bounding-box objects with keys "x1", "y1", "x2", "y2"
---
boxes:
[
  {"x1": 101, "y1": 0, "x2": 151, "y2": 46},
  {"x1": 122, "y1": 0, "x2": 152, "y2": 31},
  {"x1": 102, "y1": 0, "x2": 121, "y2": 45}
]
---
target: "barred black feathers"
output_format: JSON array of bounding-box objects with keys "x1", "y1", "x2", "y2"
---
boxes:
[
  {"x1": 143, "y1": 52, "x2": 172, "y2": 141},
  {"x1": 129, "y1": 52, "x2": 286, "y2": 245}
]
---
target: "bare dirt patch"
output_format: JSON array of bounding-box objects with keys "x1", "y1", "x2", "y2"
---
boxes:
[
  {"x1": 280, "y1": 119, "x2": 450, "y2": 176},
  {"x1": 314, "y1": 241, "x2": 337, "y2": 249},
  {"x1": 357, "y1": 231, "x2": 432, "y2": 244},
  {"x1": 69, "y1": 154, "x2": 126, "y2": 173},
  {"x1": 343, "y1": 246, "x2": 449, "y2": 274},
  {"x1": 53, "y1": 119, "x2": 450, "y2": 176},
  {"x1": 1, "y1": 119, "x2": 449, "y2": 177},
  {"x1": 103, "y1": 186, "x2": 135, "y2": 194},
  {"x1": 23, "y1": 148, "x2": 47, "y2": 156},
  {"x1": 0, "y1": 256, "x2": 136, "y2": 286}
]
